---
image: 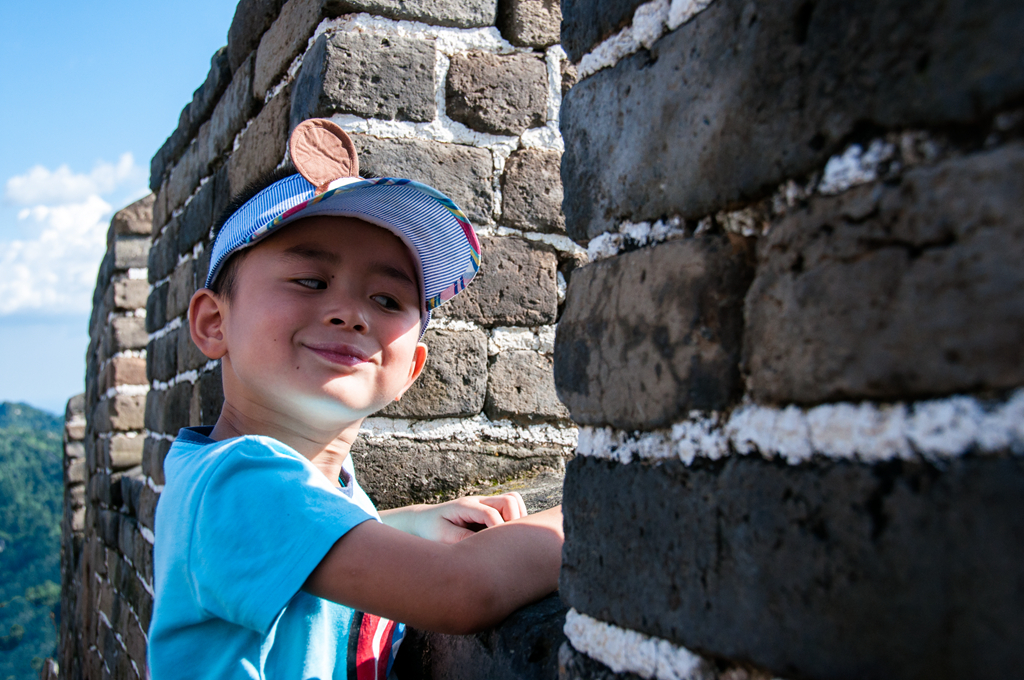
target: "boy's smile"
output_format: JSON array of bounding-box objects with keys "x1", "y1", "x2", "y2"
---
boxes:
[{"x1": 190, "y1": 216, "x2": 428, "y2": 445}]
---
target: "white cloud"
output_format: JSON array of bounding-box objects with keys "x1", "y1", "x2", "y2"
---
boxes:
[
  {"x1": 4, "y1": 153, "x2": 145, "y2": 206},
  {"x1": 0, "y1": 154, "x2": 148, "y2": 316}
]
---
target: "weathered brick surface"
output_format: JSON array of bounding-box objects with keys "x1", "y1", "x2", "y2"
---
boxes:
[
  {"x1": 108, "y1": 435, "x2": 144, "y2": 471},
  {"x1": 497, "y1": 0, "x2": 561, "y2": 47},
  {"x1": 188, "y1": 48, "x2": 233, "y2": 138},
  {"x1": 177, "y1": 324, "x2": 209, "y2": 373},
  {"x1": 436, "y1": 237, "x2": 559, "y2": 326},
  {"x1": 560, "y1": 0, "x2": 1024, "y2": 241},
  {"x1": 396, "y1": 594, "x2": 568, "y2": 680},
  {"x1": 110, "y1": 194, "x2": 155, "y2": 238},
  {"x1": 106, "y1": 316, "x2": 149, "y2": 353},
  {"x1": 351, "y1": 437, "x2": 565, "y2": 509},
  {"x1": 745, "y1": 143, "x2": 1024, "y2": 404},
  {"x1": 253, "y1": 0, "x2": 323, "y2": 98},
  {"x1": 352, "y1": 135, "x2": 494, "y2": 225},
  {"x1": 113, "y1": 237, "x2": 150, "y2": 270},
  {"x1": 178, "y1": 176, "x2": 216, "y2": 256},
  {"x1": 446, "y1": 52, "x2": 547, "y2": 136},
  {"x1": 291, "y1": 32, "x2": 436, "y2": 127},
  {"x1": 103, "y1": 356, "x2": 148, "y2": 393},
  {"x1": 148, "y1": 218, "x2": 179, "y2": 283},
  {"x1": 191, "y1": 365, "x2": 224, "y2": 426},
  {"x1": 207, "y1": 53, "x2": 257, "y2": 163},
  {"x1": 166, "y1": 259, "x2": 195, "y2": 321},
  {"x1": 228, "y1": 0, "x2": 285, "y2": 72},
  {"x1": 165, "y1": 138, "x2": 206, "y2": 215},
  {"x1": 501, "y1": 148, "x2": 564, "y2": 233},
  {"x1": 109, "y1": 279, "x2": 149, "y2": 311},
  {"x1": 327, "y1": 0, "x2": 497, "y2": 27},
  {"x1": 561, "y1": 454, "x2": 1024, "y2": 680},
  {"x1": 560, "y1": 0, "x2": 647, "y2": 62},
  {"x1": 137, "y1": 486, "x2": 159, "y2": 531},
  {"x1": 228, "y1": 86, "x2": 291, "y2": 196},
  {"x1": 555, "y1": 235, "x2": 752, "y2": 430},
  {"x1": 486, "y1": 350, "x2": 568, "y2": 421},
  {"x1": 143, "y1": 437, "x2": 173, "y2": 487},
  {"x1": 106, "y1": 394, "x2": 147, "y2": 432},
  {"x1": 147, "y1": 334, "x2": 178, "y2": 384},
  {"x1": 379, "y1": 328, "x2": 488, "y2": 418}
]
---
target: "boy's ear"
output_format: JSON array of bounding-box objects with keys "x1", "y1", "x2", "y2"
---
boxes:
[
  {"x1": 189, "y1": 289, "x2": 229, "y2": 360},
  {"x1": 394, "y1": 342, "x2": 428, "y2": 401}
]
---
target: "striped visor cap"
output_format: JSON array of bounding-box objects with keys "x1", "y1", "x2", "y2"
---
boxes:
[{"x1": 206, "y1": 128, "x2": 481, "y2": 336}]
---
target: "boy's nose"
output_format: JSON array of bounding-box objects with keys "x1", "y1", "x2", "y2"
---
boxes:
[{"x1": 328, "y1": 315, "x2": 366, "y2": 332}]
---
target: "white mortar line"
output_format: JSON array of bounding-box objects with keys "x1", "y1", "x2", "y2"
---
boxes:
[
  {"x1": 579, "y1": 389, "x2": 1024, "y2": 466},
  {"x1": 149, "y1": 316, "x2": 182, "y2": 342},
  {"x1": 576, "y1": 0, "x2": 715, "y2": 79},
  {"x1": 564, "y1": 609, "x2": 716, "y2": 680},
  {"x1": 361, "y1": 413, "x2": 578, "y2": 447}
]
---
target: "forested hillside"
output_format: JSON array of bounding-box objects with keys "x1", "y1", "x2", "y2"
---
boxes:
[{"x1": 0, "y1": 402, "x2": 63, "y2": 680}]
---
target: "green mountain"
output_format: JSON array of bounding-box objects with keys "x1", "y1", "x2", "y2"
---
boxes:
[{"x1": 0, "y1": 402, "x2": 63, "y2": 680}]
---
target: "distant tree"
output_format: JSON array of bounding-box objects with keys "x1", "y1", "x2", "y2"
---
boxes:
[{"x1": 0, "y1": 402, "x2": 63, "y2": 680}]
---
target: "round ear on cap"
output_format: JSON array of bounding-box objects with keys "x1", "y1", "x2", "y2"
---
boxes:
[{"x1": 289, "y1": 119, "x2": 360, "y2": 194}]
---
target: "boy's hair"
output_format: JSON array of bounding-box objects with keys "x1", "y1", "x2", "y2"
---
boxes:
[{"x1": 208, "y1": 163, "x2": 380, "y2": 299}]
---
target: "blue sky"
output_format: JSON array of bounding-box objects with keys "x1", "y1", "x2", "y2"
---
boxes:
[{"x1": 0, "y1": 1, "x2": 240, "y2": 414}]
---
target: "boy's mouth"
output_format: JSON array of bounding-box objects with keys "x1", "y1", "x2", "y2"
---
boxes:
[{"x1": 305, "y1": 343, "x2": 371, "y2": 366}]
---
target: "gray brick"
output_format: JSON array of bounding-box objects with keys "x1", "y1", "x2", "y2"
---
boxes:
[
  {"x1": 561, "y1": 454, "x2": 1024, "y2": 680},
  {"x1": 228, "y1": 86, "x2": 291, "y2": 196},
  {"x1": 379, "y1": 328, "x2": 487, "y2": 418},
  {"x1": 164, "y1": 138, "x2": 205, "y2": 215},
  {"x1": 436, "y1": 236, "x2": 559, "y2": 327},
  {"x1": 142, "y1": 436, "x2": 172, "y2": 487},
  {"x1": 228, "y1": 0, "x2": 284, "y2": 72},
  {"x1": 97, "y1": 510, "x2": 120, "y2": 549},
  {"x1": 108, "y1": 435, "x2": 144, "y2": 471},
  {"x1": 106, "y1": 316, "x2": 148, "y2": 353},
  {"x1": 397, "y1": 594, "x2": 567, "y2": 680},
  {"x1": 207, "y1": 53, "x2": 257, "y2": 163},
  {"x1": 187, "y1": 47, "x2": 232, "y2": 135},
  {"x1": 326, "y1": 0, "x2": 496, "y2": 27},
  {"x1": 446, "y1": 51, "x2": 547, "y2": 136},
  {"x1": 554, "y1": 235, "x2": 752, "y2": 430},
  {"x1": 500, "y1": 148, "x2": 564, "y2": 233},
  {"x1": 351, "y1": 437, "x2": 566, "y2": 510},
  {"x1": 137, "y1": 485, "x2": 159, "y2": 531},
  {"x1": 147, "y1": 334, "x2": 178, "y2": 384},
  {"x1": 148, "y1": 218, "x2": 179, "y2": 283},
  {"x1": 146, "y1": 282, "x2": 168, "y2": 334},
  {"x1": 178, "y1": 179, "x2": 215, "y2": 256},
  {"x1": 352, "y1": 135, "x2": 494, "y2": 225},
  {"x1": 112, "y1": 236, "x2": 150, "y2": 270},
  {"x1": 177, "y1": 323, "x2": 208, "y2": 373},
  {"x1": 107, "y1": 394, "x2": 147, "y2": 432},
  {"x1": 111, "y1": 279, "x2": 149, "y2": 312},
  {"x1": 193, "y1": 365, "x2": 224, "y2": 426},
  {"x1": 560, "y1": 0, "x2": 647, "y2": 61},
  {"x1": 745, "y1": 143, "x2": 1024, "y2": 404},
  {"x1": 560, "y1": 0, "x2": 1024, "y2": 241},
  {"x1": 253, "y1": 0, "x2": 323, "y2": 99},
  {"x1": 291, "y1": 32, "x2": 435, "y2": 127},
  {"x1": 166, "y1": 259, "x2": 195, "y2": 322},
  {"x1": 110, "y1": 195, "x2": 155, "y2": 237},
  {"x1": 163, "y1": 382, "x2": 193, "y2": 436},
  {"x1": 102, "y1": 356, "x2": 147, "y2": 392},
  {"x1": 486, "y1": 350, "x2": 568, "y2": 422},
  {"x1": 498, "y1": 0, "x2": 561, "y2": 47}
]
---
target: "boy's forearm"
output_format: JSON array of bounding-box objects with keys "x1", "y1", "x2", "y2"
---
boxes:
[{"x1": 305, "y1": 505, "x2": 564, "y2": 634}]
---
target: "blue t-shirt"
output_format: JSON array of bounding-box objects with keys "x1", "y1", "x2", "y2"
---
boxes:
[{"x1": 148, "y1": 427, "x2": 405, "y2": 679}]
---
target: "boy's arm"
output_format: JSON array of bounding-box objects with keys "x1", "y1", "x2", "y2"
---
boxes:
[{"x1": 304, "y1": 505, "x2": 563, "y2": 635}]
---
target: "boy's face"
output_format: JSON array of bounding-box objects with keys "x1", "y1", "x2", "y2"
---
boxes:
[{"x1": 210, "y1": 216, "x2": 426, "y2": 430}]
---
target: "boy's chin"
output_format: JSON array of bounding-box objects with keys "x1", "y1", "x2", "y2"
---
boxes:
[{"x1": 286, "y1": 391, "x2": 384, "y2": 431}]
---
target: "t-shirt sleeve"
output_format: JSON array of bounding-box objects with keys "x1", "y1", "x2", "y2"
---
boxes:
[{"x1": 189, "y1": 438, "x2": 374, "y2": 634}]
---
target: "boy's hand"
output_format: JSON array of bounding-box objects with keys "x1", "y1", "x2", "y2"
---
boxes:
[{"x1": 380, "y1": 493, "x2": 527, "y2": 544}]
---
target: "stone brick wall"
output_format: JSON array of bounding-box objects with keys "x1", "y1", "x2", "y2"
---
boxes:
[
  {"x1": 58, "y1": 197, "x2": 155, "y2": 680},
  {"x1": 60, "y1": 0, "x2": 577, "y2": 678},
  {"x1": 554, "y1": 1, "x2": 1024, "y2": 679}
]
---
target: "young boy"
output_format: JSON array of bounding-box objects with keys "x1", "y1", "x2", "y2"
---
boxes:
[{"x1": 148, "y1": 119, "x2": 564, "y2": 679}]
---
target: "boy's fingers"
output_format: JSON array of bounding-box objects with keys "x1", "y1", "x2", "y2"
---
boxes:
[{"x1": 480, "y1": 493, "x2": 525, "y2": 521}]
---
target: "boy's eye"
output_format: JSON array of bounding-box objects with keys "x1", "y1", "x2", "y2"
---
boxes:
[
  {"x1": 371, "y1": 294, "x2": 401, "y2": 310},
  {"x1": 295, "y1": 278, "x2": 327, "y2": 290}
]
